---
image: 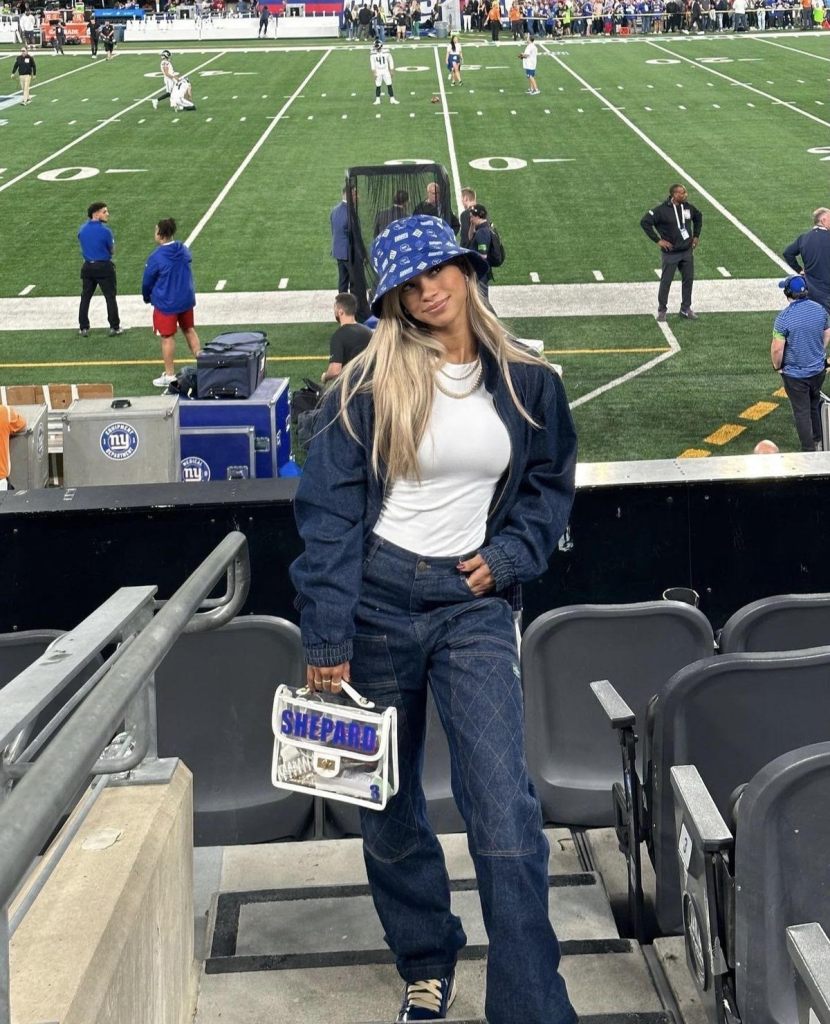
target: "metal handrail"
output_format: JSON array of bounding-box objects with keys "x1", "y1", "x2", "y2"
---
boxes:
[{"x1": 0, "y1": 530, "x2": 250, "y2": 915}]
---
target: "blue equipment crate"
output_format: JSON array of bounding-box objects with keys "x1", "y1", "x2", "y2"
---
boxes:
[
  {"x1": 179, "y1": 377, "x2": 290, "y2": 477},
  {"x1": 180, "y1": 425, "x2": 256, "y2": 483}
]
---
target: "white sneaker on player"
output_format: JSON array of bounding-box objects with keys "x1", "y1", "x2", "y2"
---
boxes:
[
  {"x1": 373, "y1": 97, "x2": 381, "y2": 104},
  {"x1": 152, "y1": 98, "x2": 158, "y2": 109},
  {"x1": 153, "y1": 372, "x2": 176, "y2": 388},
  {"x1": 390, "y1": 96, "x2": 400, "y2": 104}
]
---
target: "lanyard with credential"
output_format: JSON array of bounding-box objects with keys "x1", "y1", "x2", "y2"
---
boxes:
[{"x1": 673, "y1": 203, "x2": 685, "y2": 231}]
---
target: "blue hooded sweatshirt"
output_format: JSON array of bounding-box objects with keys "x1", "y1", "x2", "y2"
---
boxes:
[{"x1": 142, "y1": 241, "x2": 196, "y2": 314}]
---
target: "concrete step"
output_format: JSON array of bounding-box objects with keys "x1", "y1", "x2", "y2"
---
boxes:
[
  {"x1": 195, "y1": 945, "x2": 668, "y2": 1023},
  {"x1": 193, "y1": 829, "x2": 669, "y2": 1023}
]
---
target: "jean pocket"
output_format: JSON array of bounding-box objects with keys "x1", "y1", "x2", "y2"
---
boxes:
[
  {"x1": 362, "y1": 535, "x2": 384, "y2": 572},
  {"x1": 350, "y1": 633, "x2": 398, "y2": 705}
]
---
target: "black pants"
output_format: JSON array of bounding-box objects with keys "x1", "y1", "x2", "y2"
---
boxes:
[
  {"x1": 782, "y1": 370, "x2": 827, "y2": 451},
  {"x1": 79, "y1": 261, "x2": 120, "y2": 330},
  {"x1": 490, "y1": 19, "x2": 501, "y2": 38},
  {"x1": 336, "y1": 259, "x2": 353, "y2": 293},
  {"x1": 90, "y1": 35, "x2": 98, "y2": 55},
  {"x1": 658, "y1": 249, "x2": 694, "y2": 311}
]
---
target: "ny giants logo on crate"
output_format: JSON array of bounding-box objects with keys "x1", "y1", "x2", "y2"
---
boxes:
[
  {"x1": 100, "y1": 422, "x2": 139, "y2": 461},
  {"x1": 181, "y1": 456, "x2": 211, "y2": 483}
]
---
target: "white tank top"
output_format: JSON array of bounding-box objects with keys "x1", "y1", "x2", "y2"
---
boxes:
[{"x1": 373, "y1": 361, "x2": 512, "y2": 556}]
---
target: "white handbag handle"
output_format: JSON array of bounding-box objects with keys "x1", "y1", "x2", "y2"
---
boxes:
[{"x1": 297, "y1": 680, "x2": 376, "y2": 710}]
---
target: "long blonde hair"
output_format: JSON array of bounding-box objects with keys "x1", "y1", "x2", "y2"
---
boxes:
[{"x1": 335, "y1": 264, "x2": 553, "y2": 482}]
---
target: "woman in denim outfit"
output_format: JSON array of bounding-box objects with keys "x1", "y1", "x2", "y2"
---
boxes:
[{"x1": 290, "y1": 215, "x2": 578, "y2": 1024}]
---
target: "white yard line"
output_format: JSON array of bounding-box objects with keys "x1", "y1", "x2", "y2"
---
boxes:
[
  {"x1": 542, "y1": 44, "x2": 790, "y2": 273},
  {"x1": 30, "y1": 58, "x2": 102, "y2": 93},
  {"x1": 433, "y1": 46, "x2": 463, "y2": 210},
  {"x1": 0, "y1": 52, "x2": 225, "y2": 196},
  {"x1": 646, "y1": 40, "x2": 830, "y2": 131},
  {"x1": 185, "y1": 48, "x2": 332, "y2": 249},
  {"x1": 753, "y1": 36, "x2": 830, "y2": 64},
  {"x1": 570, "y1": 321, "x2": 681, "y2": 410}
]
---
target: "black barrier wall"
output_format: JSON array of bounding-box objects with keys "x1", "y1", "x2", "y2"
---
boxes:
[{"x1": 3, "y1": 459, "x2": 830, "y2": 634}]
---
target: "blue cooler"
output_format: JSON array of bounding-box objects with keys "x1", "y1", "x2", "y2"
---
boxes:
[{"x1": 178, "y1": 378, "x2": 290, "y2": 481}]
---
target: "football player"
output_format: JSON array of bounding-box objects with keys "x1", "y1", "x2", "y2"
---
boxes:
[
  {"x1": 151, "y1": 49, "x2": 179, "y2": 110},
  {"x1": 369, "y1": 38, "x2": 399, "y2": 106}
]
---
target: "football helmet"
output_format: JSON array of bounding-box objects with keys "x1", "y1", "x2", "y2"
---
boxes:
[
  {"x1": 373, "y1": 38, "x2": 383, "y2": 49},
  {"x1": 161, "y1": 49, "x2": 172, "y2": 59}
]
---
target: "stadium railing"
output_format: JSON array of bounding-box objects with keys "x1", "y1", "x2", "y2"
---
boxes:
[{"x1": 0, "y1": 530, "x2": 250, "y2": 1024}]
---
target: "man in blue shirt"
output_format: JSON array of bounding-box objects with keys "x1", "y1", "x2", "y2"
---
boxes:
[
  {"x1": 77, "y1": 202, "x2": 122, "y2": 337},
  {"x1": 771, "y1": 275, "x2": 830, "y2": 451}
]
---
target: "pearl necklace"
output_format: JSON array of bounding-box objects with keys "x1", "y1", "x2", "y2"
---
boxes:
[{"x1": 434, "y1": 360, "x2": 484, "y2": 400}]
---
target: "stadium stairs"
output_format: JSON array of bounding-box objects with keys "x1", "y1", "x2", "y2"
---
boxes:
[{"x1": 188, "y1": 827, "x2": 694, "y2": 1023}]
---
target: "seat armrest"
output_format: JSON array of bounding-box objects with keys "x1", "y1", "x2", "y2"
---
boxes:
[
  {"x1": 787, "y1": 923, "x2": 830, "y2": 1024},
  {"x1": 590, "y1": 679, "x2": 636, "y2": 728},
  {"x1": 670, "y1": 764, "x2": 733, "y2": 853}
]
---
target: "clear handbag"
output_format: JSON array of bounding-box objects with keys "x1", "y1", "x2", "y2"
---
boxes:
[{"x1": 271, "y1": 680, "x2": 399, "y2": 811}]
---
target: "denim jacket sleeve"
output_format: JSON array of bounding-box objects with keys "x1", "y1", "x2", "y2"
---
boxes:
[
  {"x1": 479, "y1": 368, "x2": 577, "y2": 590},
  {"x1": 289, "y1": 393, "x2": 371, "y2": 667}
]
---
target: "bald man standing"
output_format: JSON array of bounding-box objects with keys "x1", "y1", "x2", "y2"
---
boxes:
[{"x1": 783, "y1": 208, "x2": 830, "y2": 313}]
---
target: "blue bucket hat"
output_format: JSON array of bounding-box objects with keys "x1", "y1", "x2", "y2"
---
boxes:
[{"x1": 369, "y1": 214, "x2": 489, "y2": 316}]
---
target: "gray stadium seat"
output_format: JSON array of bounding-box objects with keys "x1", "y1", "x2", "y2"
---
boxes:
[
  {"x1": 787, "y1": 923, "x2": 830, "y2": 1024},
  {"x1": 719, "y1": 592, "x2": 830, "y2": 653},
  {"x1": 521, "y1": 602, "x2": 715, "y2": 827},
  {"x1": 155, "y1": 615, "x2": 313, "y2": 846},
  {"x1": 0, "y1": 630, "x2": 63, "y2": 687},
  {"x1": 324, "y1": 688, "x2": 465, "y2": 837},
  {"x1": 671, "y1": 742, "x2": 830, "y2": 1024},
  {"x1": 631, "y1": 646, "x2": 830, "y2": 936},
  {"x1": 0, "y1": 629, "x2": 104, "y2": 744}
]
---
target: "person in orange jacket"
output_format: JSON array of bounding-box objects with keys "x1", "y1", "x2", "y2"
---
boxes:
[
  {"x1": 0, "y1": 405, "x2": 26, "y2": 490},
  {"x1": 487, "y1": 0, "x2": 502, "y2": 38}
]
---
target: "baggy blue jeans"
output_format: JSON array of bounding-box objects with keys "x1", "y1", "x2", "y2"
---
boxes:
[{"x1": 350, "y1": 535, "x2": 577, "y2": 1024}]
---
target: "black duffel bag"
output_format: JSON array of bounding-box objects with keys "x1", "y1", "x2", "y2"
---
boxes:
[
  {"x1": 197, "y1": 331, "x2": 268, "y2": 399},
  {"x1": 291, "y1": 377, "x2": 323, "y2": 425}
]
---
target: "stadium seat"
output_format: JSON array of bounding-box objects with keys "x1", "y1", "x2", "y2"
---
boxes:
[
  {"x1": 719, "y1": 592, "x2": 830, "y2": 653},
  {"x1": 324, "y1": 687, "x2": 466, "y2": 837},
  {"x1": 786, "y1": 923, "x2": 830, "y2": 1024},
  {"x1": 594, "y1": 646, "x2": 830, "y2": 938},
  {"x1": 0, "y1": 630, "x2": 63, "y2": 688},
  {"x1": 671, "y1": 742, "x2": 830, "y2": 1024},
  {"x1": 0, "y1": 629, "x2": 103, "y2": 745},
  {"x1": 521, "y1": 601, "x2": 715, "y2": 828},
  {"x1": 155, "y1": 615, "x2": 313, "y2": 846}
]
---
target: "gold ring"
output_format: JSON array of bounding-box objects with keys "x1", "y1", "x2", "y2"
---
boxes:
[{"x1": 321, "y1": 677, "x2": 332, "y2": 683}]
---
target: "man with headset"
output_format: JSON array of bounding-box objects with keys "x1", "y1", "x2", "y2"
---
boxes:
[
  {"x1": 640, "y1": 183, "x2": 703, "y2": 322},
  {"x1": 771, "y1": 275, "x2": 830, "y2": 452}
]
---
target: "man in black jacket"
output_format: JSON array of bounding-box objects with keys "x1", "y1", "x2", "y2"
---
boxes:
[
  {"x1": 10, "y1": 47, "x2": 36, "y2": 105},
  {"x1": 783, "y1": 208, "x2": 830, "y2": 313},
  {"x1": 641, "y1": 183, "x2": 703, "y2": 321}
]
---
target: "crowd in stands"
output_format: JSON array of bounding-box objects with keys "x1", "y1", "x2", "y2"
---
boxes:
[{"x1": 340, "y1": 0, "x2": 829, "y2": 38}]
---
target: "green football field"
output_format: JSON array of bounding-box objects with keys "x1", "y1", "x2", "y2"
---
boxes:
[{"x1": 1, "y1": 31, "x2": 829, "y2": 461}]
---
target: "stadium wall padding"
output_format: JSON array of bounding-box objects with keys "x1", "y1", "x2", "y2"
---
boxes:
[{"x1": 2, "y1": 471, "x2": 830, "y2": 634}]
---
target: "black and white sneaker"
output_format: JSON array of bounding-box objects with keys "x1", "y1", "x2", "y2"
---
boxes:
[{"x1": 396, "y1": 972, "x2": 457, "y2": 1021}]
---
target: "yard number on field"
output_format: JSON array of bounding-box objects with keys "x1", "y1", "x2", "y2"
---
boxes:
[{"x1": 37, "y1": 166, "x2": 147, "y2": 181}]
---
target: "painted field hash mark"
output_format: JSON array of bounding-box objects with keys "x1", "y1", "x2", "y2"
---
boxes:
[
  {"x1": 705, "y1": 424, "x2": 746, "y2": 445},
  {"x1": 739, "y1": 401, "x2": 778, "y2": 421}
]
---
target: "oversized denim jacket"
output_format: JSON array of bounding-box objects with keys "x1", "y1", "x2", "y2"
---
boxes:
[{"x1": 290, "y1": 346, "x2": 577, "y2": 666}]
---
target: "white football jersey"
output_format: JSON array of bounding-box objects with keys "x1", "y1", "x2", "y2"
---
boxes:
[{"x1": 370, "y1": 47, "x2": 394, "y2": 74}]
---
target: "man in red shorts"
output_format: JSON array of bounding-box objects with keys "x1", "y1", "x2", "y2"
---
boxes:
[{"x1": 141, "y1": 217, "x2": 201, "y2": 387}]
